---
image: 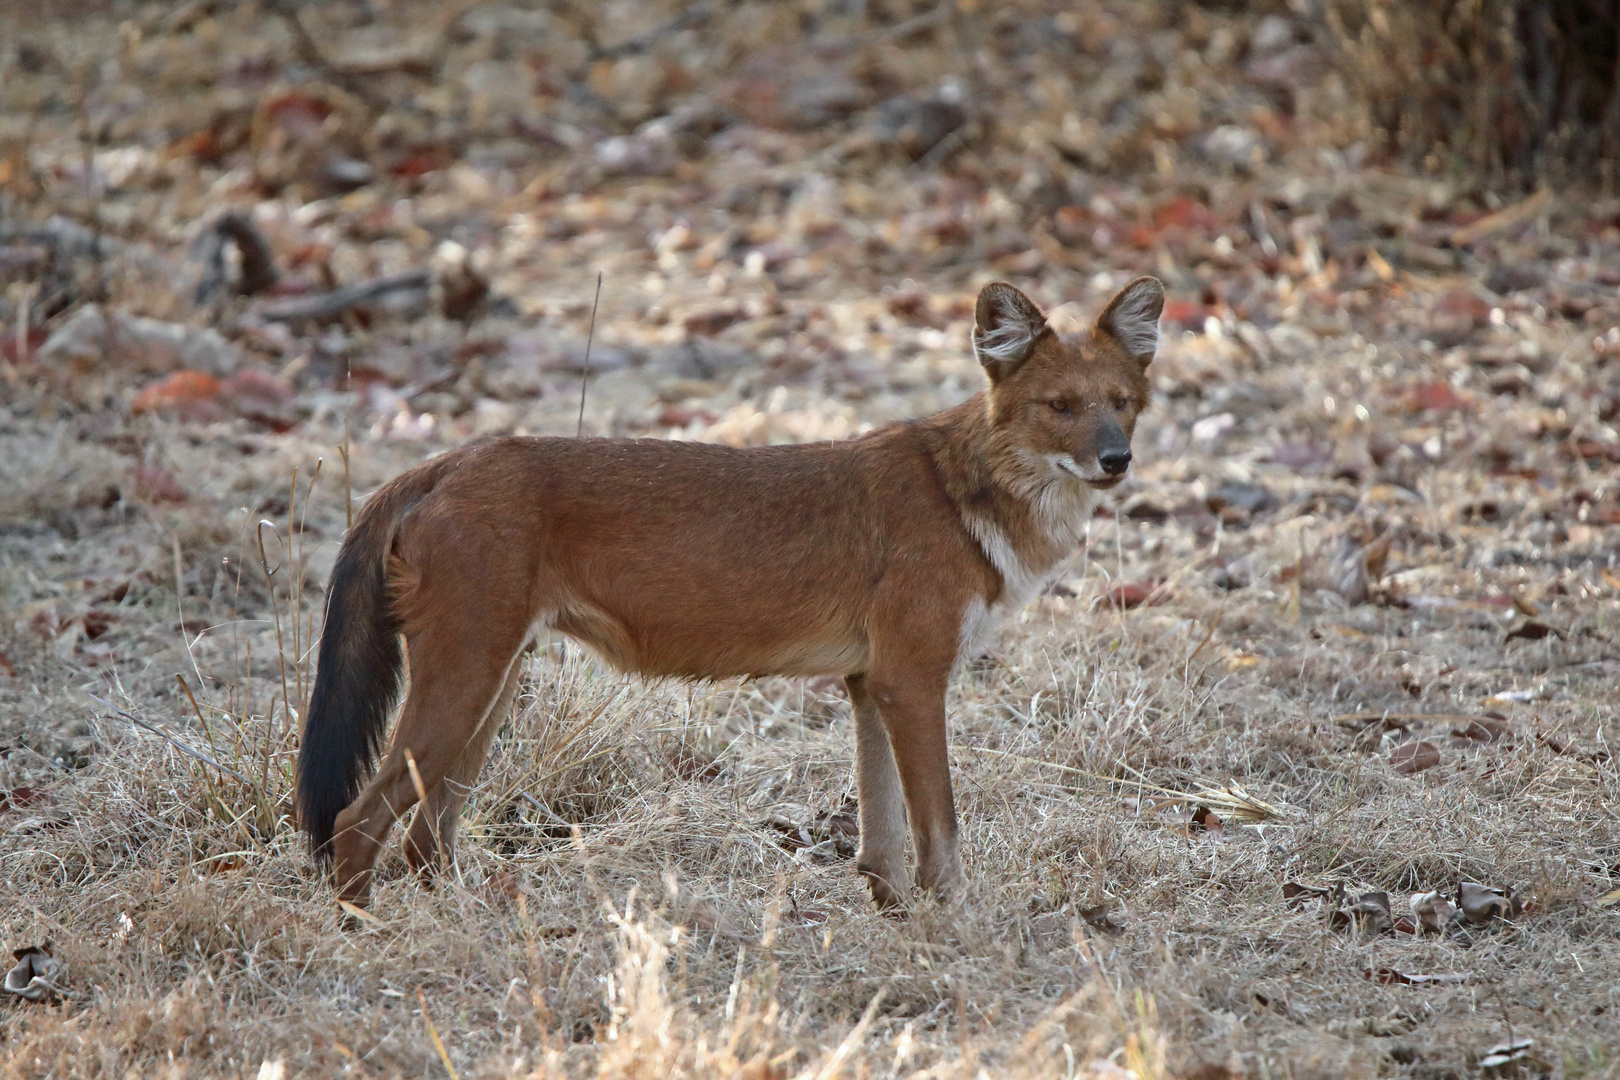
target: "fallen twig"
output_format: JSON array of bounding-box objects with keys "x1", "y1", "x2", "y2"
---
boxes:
[
  {"x1": 260, "y1": 269, "x2": 431, "y2": 323},
  {"x1": 89, "y1": 694, "x2": 258, "y2": 787}
]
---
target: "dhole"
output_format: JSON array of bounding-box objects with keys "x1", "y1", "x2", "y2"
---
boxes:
[{"x1": 298, "y1": 276, "x2": 1163, "y2": 909}]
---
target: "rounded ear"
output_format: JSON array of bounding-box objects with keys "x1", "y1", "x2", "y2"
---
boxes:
[
  {"x1": 1095, "y1": 276, "x2": 1165, "y2": 365},
  {"x1": 972, "y1": 282, "x2": 1049, "y2": 380}
]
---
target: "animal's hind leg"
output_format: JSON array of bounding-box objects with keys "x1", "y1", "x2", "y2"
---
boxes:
[
  {"x1": 403, "y1": 650, "x2": 526, "y2": 874},
  {"x1": 331, "y1": 616, "x2": 529, "y2": 906}
]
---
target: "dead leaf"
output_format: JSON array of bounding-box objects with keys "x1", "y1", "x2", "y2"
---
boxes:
[
  {"x1": 0, "y1": 650, "x2": 14, "y2": 677},
  {"x1": 1595, "y1": 887, "x2": 1620, "y2": 908},
  {"x1": 1404, "y1": 380, "x2": 1473, "y2": 414},
  {"x1": 1389, "y1": 740, "x2": 1441, "y2": 775},
  {"x1": 1331, "y1": 891, "x2": 1394, "y2": 938},
  {"x1": 337, "y1": 899, "x2": 381, "y2": 926},
  {"x1": 1282, "y1": 881, "x2": 1332, "y2": 904},
  {"x1": 3, "y1": 944, "x2": 62, "y2": 1002},
  {"x1": 1477, "y1": 1037, "x2": 1539, "y2": 1071},
  {"x1": 133, "y1": 464, "x2": 187, "y2": 503},
  {"x1": 1457, "y1": 882, "x2": 1518, "y2": 924},
  {"x1": 1451, "y1": 717, "x2": 1513, "y2": 745},
  {"x1": 1364, "y1": 967, "x2": 1466, "y2": 986},
  {"x1": 1450, "y1": 187, "x2": 1549, "y2": 246},
  {"x1": 1505, "y1": 619, "x2": 1560, "y2": 642},
  {"x1": 131, "y1": 369, "x2": 223, "y2": 415},
  {"x1": 1189, "y1": 805, "x2": 1224, "y2": 840},
  {"x1": 1410, "y1": 890, "x2": 1456, "y2": 933},
  {"x1": 1096, "y1": 580, "x2": 1164, "y2": 610},
  {"x1": 1077, "y1": 902, "x2": 1123, "y2": 933}
]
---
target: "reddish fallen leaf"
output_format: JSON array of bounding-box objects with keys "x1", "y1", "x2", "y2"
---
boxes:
[
  {"x1": 1282, "y1": 881, "x2": 1332, "y2": 904},
  {"x1": 1433, "y1": 286, "x2": 1491, "y2": 324},
  {"x1": 0, "y1": 650, "x2": 13, "y2": 677},
  {"x1": 1404, "y1": 380, "x2": 1473, "y2": 413},
  {"x1": 131, "y1": 370, "x2": 222, "y2": 415},
  {"x1": 81, "y1": 610, "x2": 115, "y2": 640},
  {"x1": 1161, "y1": 298, "x2": 1212, "y2": 330},
  {"x1": 262, "y1": 89, "x2": 335, "y2": 140},
  {"x1": 683, "y1": 306, "x2": 746, "y2": 336},
  {"x1": 1389, "y1": 740, "x2": 1441, "y2": 775},
  {"x1": 390, "y1": 148, "x2": 451, "y2": 178},
  {"x1": 1572, "y1": 439, "x2": 1620, "y2": 463},
  {"x1": 1097, "y1": 581, "x2": 1163, "y2": 610},
  {"x1": 133, "y1": 464, "x2": 187, "y2": 503},
  {"x1": 1190, "y1": 805, "x2": 1224, "y2": 840},
  {"x1": 656, "y1": 405, "x2": 718, "y2": 428},
  {"x1": 219, "y1": 370, "x2": 298, "y2": 431},
  {"x1": 1154, "y1": 194, "x2": 1217, "y2": 232},
  {"x1": 0, "y1": 326, "x2": 48, "y2": 363},
  {"x1": 204, "y1": 855, "x2": 244, "y2": 873},
  {"x1": 1365, "y1": 967, "x2": 1466, "y2": 986}
]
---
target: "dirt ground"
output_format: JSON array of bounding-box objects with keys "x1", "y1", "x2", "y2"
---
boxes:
[{"x1": 1, "y1": 1, "x2": 1618, "y2": 1077}]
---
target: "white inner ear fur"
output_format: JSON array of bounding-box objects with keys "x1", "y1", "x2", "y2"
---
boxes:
[
  {"x1": 1104, "y1": 282, "x2": 1162, "y2": 358},
  {"x1": 973, "y1": 320, "x2": 1038, "y2": 364}
]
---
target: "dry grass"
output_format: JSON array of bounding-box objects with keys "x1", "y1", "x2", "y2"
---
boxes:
[{"x1": 2, "y1": 412, "x2": 1616, "y2": 1077}]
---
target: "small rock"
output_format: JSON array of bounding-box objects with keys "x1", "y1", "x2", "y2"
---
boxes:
[
  {"x1": 1250, "y1": 15, "x2": 1298, "y2": 56},
  {"x1": 38, "y1": 306, "x2": 241, "y2": 376},
  {"x1": 875, "y1": 92, "x2": 967, "y2": 161},
  {"x1": 649, "y1": 338, "x2": 752, "y2": 379},
  {"x1": 1203, "y1": 125, "x2": 1266, "y2": 171},
  {"x1": 594, "y1": 133, "x2": 675, "y2": 178},
  {"x1": 1484, "y1": 263, "x2": 1548, "y2": 295}
]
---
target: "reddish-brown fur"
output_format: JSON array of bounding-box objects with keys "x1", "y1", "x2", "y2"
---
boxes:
[{"x1": 296, "y1": 278, "x2": 1164, "y2": 909}]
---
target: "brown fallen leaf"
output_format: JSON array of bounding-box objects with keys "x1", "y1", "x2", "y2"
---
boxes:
[
  {"x1": 1450, "y1": 717, "x2": 1513, "y2": 744},
  {"x1": 1457, "y1": 881, "x2": 1518, "y2": 924},
  {"x1": 3, "y1": 944, "x2": 62, "y2": 1002},
  {"x1": 1282, "y1": 881, "x2": 1332, "y2": 904},
  {"x1": 1410, "y1": 890, "x2": 1456, "y2": 933},
  {"x1": 1189, "y1": 805, "x2": 1224, "y2": 841},
  {"x1": 1595, "y1": 887, "x2": 1620, "y2": 909},
  {"x1": 133, "y1": 464, "x2": 187, "y2": 504},
  {"x1": 1330, "y1": 891, "x2": 1394, "y2": 938},
  {"x1": 1077, "y1": 902, "x2": 1123, "y2": 934},
  {"x1": 131, "y1": 369, "x2": 223, "y2": 415},
  {"x1": 1389, "y1": 740, "x2": 1441, "y2": 775},
  {"x1": 1096, "y1": 580, "x2": 1164, "y2": 610},
  {"x1": 1450, "y1": 187, "x2": 1549, "y2": 246},
  {"x1": 1505, "y1": 619, "x2": 1561, "y2": 642}
]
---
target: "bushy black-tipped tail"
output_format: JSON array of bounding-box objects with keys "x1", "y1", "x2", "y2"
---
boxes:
[{"x1": 297, "y1": 515, "x2": 403, "y2": 862}]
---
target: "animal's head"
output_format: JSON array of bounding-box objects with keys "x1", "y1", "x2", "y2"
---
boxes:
[{"x1": 972, "y1": 276, "x2": 1163, "y2": 490}]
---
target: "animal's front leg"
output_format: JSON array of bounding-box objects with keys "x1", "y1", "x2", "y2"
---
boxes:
[
  {"x1": 846, "y1": 674, "x2": 908, "y2": 910},
  {"x1": 865, "y1": 671, "x2": 960, "y2": 900}
]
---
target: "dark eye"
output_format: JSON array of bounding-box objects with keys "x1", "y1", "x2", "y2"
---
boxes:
[
  {"x1": 1050, "y1": 399, "x2": 1070, "y2": 413},
  {"x1": 1112, "y1": 397, "x2": 1129, "y2": 411}
]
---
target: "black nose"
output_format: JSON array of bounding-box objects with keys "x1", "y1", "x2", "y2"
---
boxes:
[{"x1": 1098, "y1": 447, "x2": 1131, "y2": 475}]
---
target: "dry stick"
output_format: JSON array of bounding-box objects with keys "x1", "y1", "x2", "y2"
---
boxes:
[
  {"x1": 416, "y1": 988, "x2": 462, "y2": 1080},
  {"x1": 257, "y1": 519, "x2": 292, "y2": 799},
  {"x1": 576, "y1": 272, "x2": 603, "y2": 438},
  {"x1": 295, "y1": 460, "x2": 323, "y2": 713},
  {"x1": 90, "y1": 695, "x2": 256, "y2": 787}
]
